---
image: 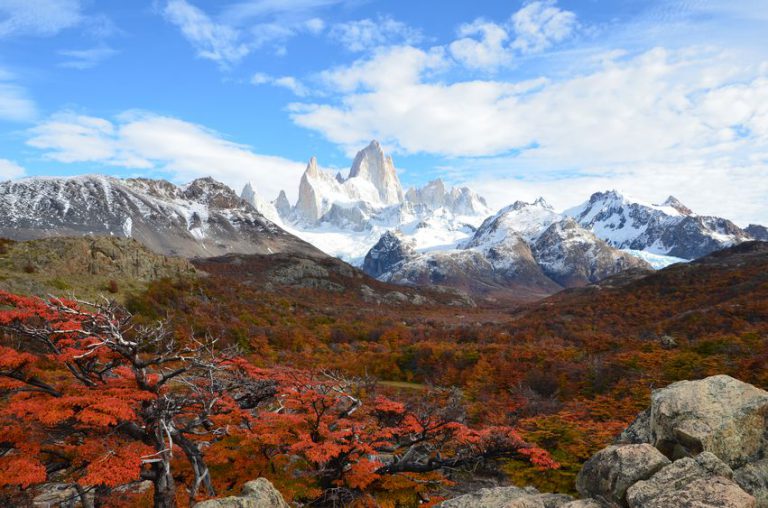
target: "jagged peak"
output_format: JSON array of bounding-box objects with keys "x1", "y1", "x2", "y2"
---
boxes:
[
  {"x1": 659, "y1": 195, "x2": 693, "y2": 216},
  {"x1": 304, "y1": 156, "x2": 320, "y2": 178},
  {"x1": 503, "y1": 197, "x2": 553, "y2": 213}
]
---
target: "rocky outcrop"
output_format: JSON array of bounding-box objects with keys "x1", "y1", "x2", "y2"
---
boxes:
[
  {"x1": 194, "y1": 478, "x2": 289, "y2": 508},
  {"x1": 362, "y1": 231, "x2": 417, "y2": 279},
  {"x1": 437, "y1": 486, "x2": 573, "y2": 508},
  {"x1": 533, "y1": 218, "x2": 648, "y2": 287},
  {"x1": 747, "y1": 225, "x2": 768, "y2": 241},
  {"x1": 648, "y1": 375, "x2": 768, "y2": 466},
  {"x1": 576, "y1": 444, "x2": 670, "y2": 504},
  {"x1": 348, "y1": 140, "x2": 403, "y2": 205},
  {"x1": 626, "y1": 452, "x2": 743, "y2": 507},
  {"x1": 439, "y1": 375, "x2": 766, "y2": 508}
]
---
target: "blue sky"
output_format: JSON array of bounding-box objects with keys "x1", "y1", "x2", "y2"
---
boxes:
[{"x1": 1, "y1": 0, "x2": 767, "y2": 224}]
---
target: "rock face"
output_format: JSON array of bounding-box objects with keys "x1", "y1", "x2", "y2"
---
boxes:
[
  {"x1": 746, "y1": 225, "x2": 768, "y2": 241},
  {"x1": 348, "y1": 140, "x2": 404, "y2": 205},
  {"x1": 576, "y1": 444, "x2": 670, "y2": 504},
  {"x1": 649, "y1": 375, "x2": 768, "y2": 466},
  {"x1": 626, "y1": 452, "x2": 743, "y2": 507},
  {"x1": 0, "y1": 175, "x2": 321, "y2": 259},
  {"x1": 437, "y1": 486, "x2": 573, "y2": 508},
  {"x1": 735, "y1": 460, "x2": 768, "y2": 507},
  {"x1": 194, "y1": 478, "x2": 289, "y2": 508},
  {"x1": 362, "y1": 231, "x2": 417, "y2": 279},
  {"x1": 566, "y1": 190, "x2": 753, "y2": 260}
]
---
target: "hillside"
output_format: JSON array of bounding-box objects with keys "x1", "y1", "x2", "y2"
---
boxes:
[{"x1": 0, "y1": 236, "x2": 195, "y2": 302}]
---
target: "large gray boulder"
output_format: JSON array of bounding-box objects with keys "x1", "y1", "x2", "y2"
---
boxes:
[
  {"x1": 576, "y1": 444, "x2": 670, "y2": 505},
  {"x1": 650, "y1": 375, "x2": 768, "y2": 466},
  {"x1": 629, "y1": 477, "x2": 754, "y2": 508},
  {"x1": 437, "y1": 486, "x2": 573, "y2": 508},
  {"x1": 626, "y1": 452, "x2": 752, "y2": 508},
  {"x1": 194, "y1": 478, "x2": 289, "y2": 508},
  {"x1": 735, "y1": 459, "x2": 768, "y2": 507}
]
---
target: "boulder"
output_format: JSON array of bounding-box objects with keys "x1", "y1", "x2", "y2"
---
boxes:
[
  {"x1": 626, "y1": 452, "x2": 752, "y2": 507},
  {"x1": 576, "y1": 444, "x2": 670, "y2": 505},
  {"x1": 437, "y1": 486, "x2": 573, "y2": 508},
  {"x1": 561, "y1": 501, "x2": 604, "y2": 508},
  {"x1": 649, "y1": 375, "x2": 768, "y2": 466},
  {"x1": 629, "y1": 477, "x2": 754, "y2": 508},
  {"x1": 615, "y1": 408, "x2": 652, "y2": 445},
  {"x1": 194, "y1": 478, "x2": 289, "y2": 508},
  {"x1": 735, "y1": 459, "x2": 768, "y2": 507}
]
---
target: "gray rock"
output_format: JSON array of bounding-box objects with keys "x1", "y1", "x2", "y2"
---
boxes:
[
  {"x1": 626, "y1": 452, "x2": 744, "y2": 507},
  {"x1": 561, "y1": 500, "x2": 605, "y2": 508},
  {"x1": 629, "y1": 477, "x2": 755, "y2": 508},
  {"x1": 616, "y1": 408, "x2": 652, "y2": 445},
  {"x1": 437, "y1": 486, "x2": 573, "y2": 508},
  {"x1": 735, "y1": 459, "x2": 768, "y2": 507},
  {"x1": 576, "y1": 444, "x2": 670, "y2": 505},
  {"x1": 649, "y1": 375, "x2": 768, "y2": 466},
  {"x1": 194, "y1": 478, "x2": 289, "y2": 508}
]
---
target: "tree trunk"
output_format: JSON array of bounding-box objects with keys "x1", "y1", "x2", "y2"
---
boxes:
[{"x1": 152, "y1": 462, "x2": 176, "y2": 508}]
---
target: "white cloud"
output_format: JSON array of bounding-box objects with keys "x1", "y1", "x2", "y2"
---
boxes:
[
  {"x1": 58, "y1": 44, "x2": 119, "y2": 69},
  {"x1": 510, "y1": 0, "x2": 577, "y2": 53},
  {"x1": 163, "y1": 0, "x2": 250, "y2": 66},
  {"x1": 27, "y1": 111, "x2": 305, "y2": 201},
  {"x1": 449, "y1": 20, "x2": 511, "y2": 71},
  {"x1": 329, "y1": 16, "x2": 422, "y2": 52},
  {"x1": 252, "y1": 73, "x2": 309, "y2": 96},
  {"x1": 291, "y1": 47, "x2": 768, "y2": 166},
  {"x1": 0, "y1": 0, "x2": 82, "y2": 38},
  {"x1": 163, "y1": 0, "x2": 341, "y2": 66},
  {"x1": 220, "y1": 0, "x2": 349, "y2": 23},
  {"x1": 0, "y1": 70, "x2": 36, "y2": 122},
  {"x1": 0, "y1": 159, "x2": 25, "y2": 179}
]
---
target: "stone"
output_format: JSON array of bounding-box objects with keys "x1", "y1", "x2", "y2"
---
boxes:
[
  {"x1": 649, "y1": 375, "x2": 768, "y2": 466},
  {"x1": 561, "y1": 500, "x2": 605, "y2": 508},
  {"x1": 575, "y1": 444, "x2": 670, "y2": 505},
  {"x1": 626, "y1": 452, "x2": 744, "y2": 507},
  {"x1": 735, "y1": 459, "x2": 768, "y2": 507},
  {"x1": 437, "y1": 486, "x2": 573, "y2": 508},
  {"x1": 615, "y1": 408, "x2": 652, "y2": 445},
  {"x1": 194, "y1": 478, "x2": 289, "y2": 508},
  {"x1": 629, "y1": 477, "x2": 755, "y2": 508}
]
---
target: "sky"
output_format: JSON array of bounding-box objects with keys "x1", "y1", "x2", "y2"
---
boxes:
[{"x1": 0, "y1": 0, "x2": 767, "y2": 225}]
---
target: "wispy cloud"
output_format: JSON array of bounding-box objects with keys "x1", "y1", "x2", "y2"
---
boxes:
[
  {"x1": 0, "y1": 69, "x2": 36, "y2": 122},
  {"x1": 162, "y1": 0, "x2": 348, "y2": 67},
  {"x1": 0, "y1": 159, "x2": 25, "y2": 179},
  {"x1": 27, "y1": 110, "x2": 305, "y2": 199},
  {"x1": 58, "y1": 44, "x2": 119, "y2": 69},
  {"x1": 329, "y1": 16, "x2": 422, "y2": 52},
  {"x1": 163, "y1": 0, "x2": 250, "y2": 66},
  {"x1": 0, "y1": 0, "x2": 83, "y2": 38},
  {"x1": 252, "y1": 73, "x2": 309, "y2": 96}
]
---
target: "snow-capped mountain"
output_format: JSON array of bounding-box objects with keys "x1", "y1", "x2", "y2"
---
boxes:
[
  {"x1": 0, "y1": 175, "x2": 320, "y2": 258},
  {"x1": 362, "y1": 199, "x2": 649, "y2": 299},
  {"x1": 241, "y1": 140, "x2": 491, "y2": 263},
  {"x1": 566, "y1": 191, "x2": 753, "y2": 259}
]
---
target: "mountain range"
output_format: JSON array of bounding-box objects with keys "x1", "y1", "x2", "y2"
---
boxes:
[
  {"x1": 0, "y1": 140, "x2": 763, "y2": 301},
  {"x1": 240, "y1": 140, "x2": 764, "y2": 298}
]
